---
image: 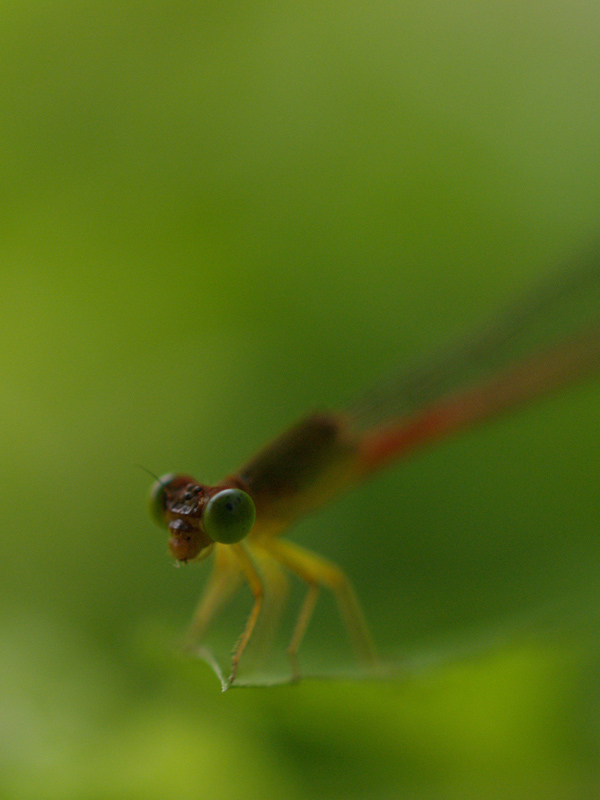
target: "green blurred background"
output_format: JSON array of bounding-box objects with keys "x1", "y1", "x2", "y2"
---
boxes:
[{"x1": 3, "y1": 1, "x2": 600, "y2": 797}]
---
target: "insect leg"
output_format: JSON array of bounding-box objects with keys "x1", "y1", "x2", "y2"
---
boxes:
[
  {"x1": 229, "y1": 541, "x2": 265, "y2": 683},
  {"x1": 263, "y1": 537, "x2": 378, "y2": 676},
  {"x1": 184, "y1": 544, "x2": 242, "y2": 650}
]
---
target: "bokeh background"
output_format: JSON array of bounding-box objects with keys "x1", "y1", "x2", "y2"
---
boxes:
[{"x1": 3, "y1": 1, "x2": 600, "y2": 797}]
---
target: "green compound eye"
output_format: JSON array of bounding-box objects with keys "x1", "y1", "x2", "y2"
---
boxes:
[
  {"x1": 203, "y1": 489, "x2": 256, "y2": 544},
  {"x1": 148, "y1": 473, "x2": 176, "y2": 528}
]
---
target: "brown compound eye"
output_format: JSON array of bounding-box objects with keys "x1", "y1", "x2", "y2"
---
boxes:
[{"x1": 167, "y1": 518, "x2": 212, "y2": 562}]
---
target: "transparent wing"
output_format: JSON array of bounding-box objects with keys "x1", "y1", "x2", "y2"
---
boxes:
[
  {"x1": 347, "y1": 246, "x2": 600, "y2": 475},
  {"x1": 349, "y1": 245, "x2": 600, "y2": 429}
]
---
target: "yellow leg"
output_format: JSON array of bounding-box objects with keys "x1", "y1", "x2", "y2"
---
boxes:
[
  {"x1": 263, "y1": 537, "x2": 378, "y2": 676},
  {"x1": 184, "y1": 544, "x2": 242, "y2": 649},
  {"x1": 286, "y1": 582, "x2": 320, "y2": 680},
  {"x1": 229, "y1": 542, "x2": 265, "y2": 683}
]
